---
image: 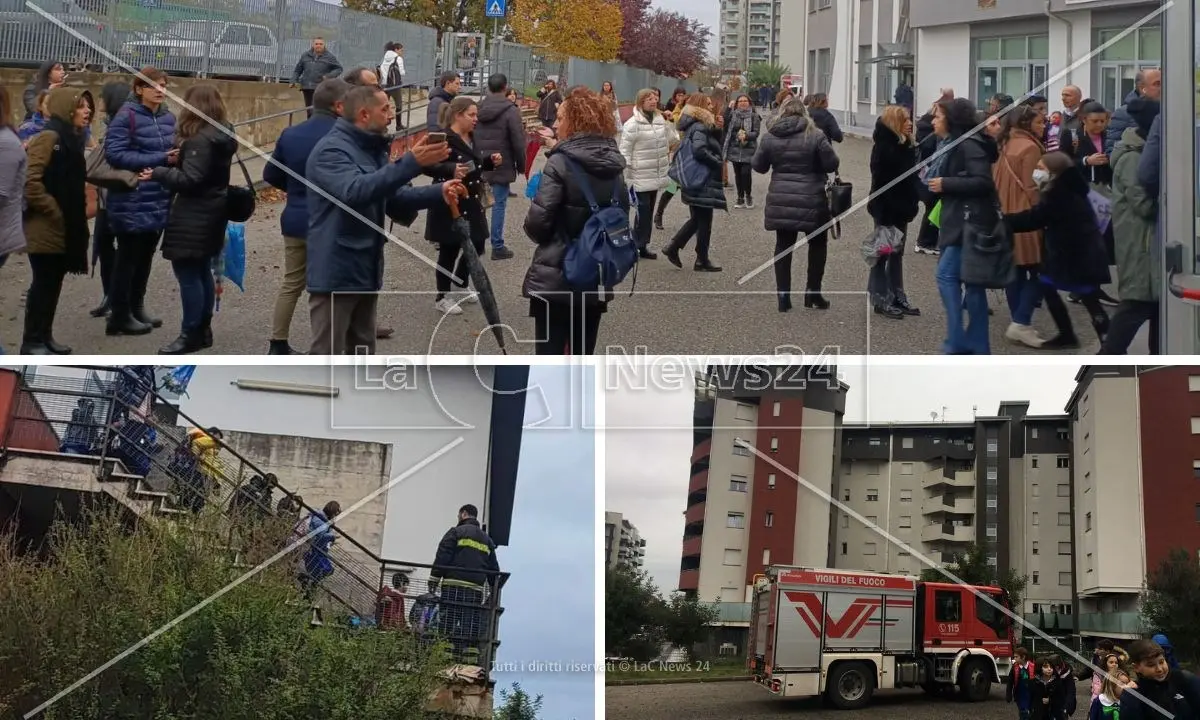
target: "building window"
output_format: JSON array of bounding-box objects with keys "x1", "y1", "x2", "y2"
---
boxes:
[
  {"x1": 986, "y1": 524, "x2": 997, "y2": 538},
  {"x1": 1032, "y1": 571, "x2": 1040, "y2": 585},
  {"x1": 1086, "y1": 552, "x2": 1093, "y2": 572},
  {"x1": 843, "y1": 460, "x2": 853, "y2": 475},
  {"x1": 763, "y1": 548, "x2": 771, "y2": 565},
  {"x1": 1060, "y1": 512, "x2": 1072, "y2": 527},
  {"x1": 770, "y1": 437, "x2": 779, "y2": 453},
  {"x1": 1032, "y1": 541, "x2": 1039, "y2": 555},
  {"x1": 729, "y1": 475, "x2": 748, "y2": 492},
  {"x1": 898, "y1": 550, "x2": 910, "y2": 557},
  {"x1": 841, "y1": 541, "x2": 848, "y2": 555},
  {"x1": 899, "y1": 515, "x2": 912, "y2": 529},
  {"x1": 1085, "y1": 512, "x2": 1091, "y2": 531},
  {"x1": 733, "y1": 441, "x2": 751, "y2": 456},
  {"x1": 1191, "y1": 376, "x2": 1200, "y2": 392},
  {"x1": 1057, "y1": 483, "x2": 1070, "y2": 497},
  {"x1": 1059, "y1": 541, "x2": 1072, "y2": 555},
  {"x1": 987, "y1": 498, "x2": 998, "y2": 509},
  {"x1": 900, "y1": 489, "x2": 913, "y2": 502},
  {"x1": 844, "y1": 488, "x2": 851, "y2": 502},
  {"x1": 1094, "y1": 26, "x2": 1161, "y2": 110},
  {"x1": 1057, "y1": 428, "x2": 1068, "y2": 440},
  {"x1": 1032, "y1": 512, "x2": 1039, "y2": 526},
  {"x1": 1059, "y1": 571, "x2": 1072, "y2": 586},
  {"x1": 864, "y1": 542, "x2": 877, "y2": 555},
  {"x1": 987, "y1": 440, "x2": 999, "y2": 455},
  {"x1": 841, "y1": 513, "x2": 849, "y2": 529},
  {"x1": 723, "y1": 548, "x2": 742, "y2": 565},
  {"x1": 869, "y1": 437, "x2": 881, "y2": 446},
  {"x1": 867, "y1": 462, "x2": 880, "y2": 475},
  {"x1": 735, "y1": 403, "x2": 755, "y2": 421},
  {"x1": 1056, "y1": 457, "x2": 1070, "y2": 469},
  {"x1": 727, "y1": 512, "x2": 745, "y2": 529},
  {"x1": 765, "y1": 511, "x2": 774, "y2": 527},
  {"x1": 773, "y1": 401, "x2": 781, "y2": 417},
  {"x1": 816, "y1": 47, "x2": 832, "y2": 94},
  {"x1": 858, "y1": 44, "x2": 872, "y2": 101},
  {"x1": 768, "y1": 473, "x2": 776, "y2": 488},
  {"x1": 1032, "y1": 483, "x2": 1040, "y2": 497},
  {"x1": 1193, "y1": 417, "x2": 1200, "y2": 434},
  {"x1": 867, "y1": 489, "x2": 879, "y2": 502},
  {"x1": 1031, "y1": 427, "x2": 1039, "y2": 439},
  {"x1": 902, "y1": 437, "x2": 914, "y2": 449},
  {"x1": 866, "y1": 515, "x2": 878, "y2": 526},
  {"x1": 987, "y1": 467, "x2": 998, "y2": 480},
  {"x1": 1032, "y1": 457, "x2": 1039, "y2": 468},
  {"x1": 900, "y1": 462, "x2": 914, "y2": 475}
]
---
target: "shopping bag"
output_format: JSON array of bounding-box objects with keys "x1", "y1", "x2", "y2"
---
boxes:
[
  {"x1": 1087, "y1": 188, "x2": 1112, "y2": 236},
  {"x1": 524, "y1": 171, "x2": 542, "y2": 199},
  {"x1": 224, "y1": 222, "x2": 246, "y2": 292},
  {"x1": 861, "y1": 225, "x2": 904, "y2": 265},
  {"x1": 927, "y1": 199, "x2": 943, "y2": 229}
]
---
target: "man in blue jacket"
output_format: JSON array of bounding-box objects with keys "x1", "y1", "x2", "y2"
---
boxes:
[
  {"x1": 264, "y1": 78, "x2": 350, "y2": 356},
  {"x1": 1106, "y1": 68, "x2": 1160, "y2": 156},
  {"x1": 305, "y1": 84, "x2": 457, "y2": 355}
]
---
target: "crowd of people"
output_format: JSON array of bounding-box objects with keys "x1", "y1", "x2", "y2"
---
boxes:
[{"x1": 0, "y1": 50, "x2": 1172, "y2": 355}]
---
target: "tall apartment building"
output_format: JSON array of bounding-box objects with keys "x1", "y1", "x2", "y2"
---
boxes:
[
  {"x1": 605, "y1": 511, "x2": 646, "y2": 570},
  {"x1": 719, "y1": 0, "x2": 784, "y2": 72}
]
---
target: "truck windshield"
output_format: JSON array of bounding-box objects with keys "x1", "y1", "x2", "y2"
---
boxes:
[{"x1": 975, "y1": 589, "x2": 1010, "y2": 639}]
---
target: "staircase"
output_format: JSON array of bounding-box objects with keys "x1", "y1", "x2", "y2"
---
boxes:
[{"x1": 0, "y1": 366, "x2": 505, "y2": 678}]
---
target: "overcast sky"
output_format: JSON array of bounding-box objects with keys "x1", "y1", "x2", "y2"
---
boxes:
[
  {"x1": 604, "y1": 364, "x2": 1082, "y2": 595},
  {"x1": 655, "y1": 0, "x2": 719, "y2": 57}
]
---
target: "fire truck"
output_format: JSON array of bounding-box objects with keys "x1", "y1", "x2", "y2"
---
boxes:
[{"x1": 748, "y1": 566, "x2": 1015, "y2": 709}]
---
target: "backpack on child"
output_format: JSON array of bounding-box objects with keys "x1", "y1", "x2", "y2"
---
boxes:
[{"x1": 561, "y1": 158, "x2": 637, "y2": 293}]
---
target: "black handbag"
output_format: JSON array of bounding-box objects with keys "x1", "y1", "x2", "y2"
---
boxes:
[
  {"x1": 227, "y1": 153, "x2": 256, "y2": 223},
  {"x1": 960, "y1": 198, "x2": 1016, "y2": 289},
  {"x1": 827, "y1": 174, "x2": 853, "y2": 239}
]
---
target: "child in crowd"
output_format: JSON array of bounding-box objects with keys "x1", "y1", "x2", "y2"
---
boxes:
[
  {"x1": 1031, "y1": 655, "x2": 1067, "y2": 720},
  {"x1": 1120, "y1": 638, "x2": 1200, "y2": 720},
  {"x1": 1009, "y1": 646, "x2": 1038, "y2": 720},
  {"x1": 1089, "y1": 670, "x2": 1133, "y2": 720},
  {"x1": 17, "y1": 89, "x2": 48, "y2": 145}
]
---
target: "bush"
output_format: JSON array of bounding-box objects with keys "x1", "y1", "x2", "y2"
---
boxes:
[{"x1": 0, "y1": 504, "x2": 449, "y2": 719}]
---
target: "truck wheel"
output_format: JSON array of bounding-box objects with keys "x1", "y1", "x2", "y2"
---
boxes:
[
  {"x1": 957, "y1": 659, "x2": 992, "y2": 702},
  {"x1": 827, "y1": 662, "x2": 875, "y2": 710}
]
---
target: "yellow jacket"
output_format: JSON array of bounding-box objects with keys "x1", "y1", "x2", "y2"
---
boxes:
[{"x1": 187, "y1": 428, "x2": 220, "y2": 479}]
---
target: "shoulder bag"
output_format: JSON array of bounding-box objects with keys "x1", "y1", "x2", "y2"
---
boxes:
[
  {"x1": 960, "y1": 193, "x2": 1016, "y2": 289},
  {"x1": 227, "y1": 152, "x2": 256, "y2": 223},
  {"x1": 86, "y1": 108, "x2": 139, "y2": 192},
  {"x1": 826, "y1": 174, "x2": 853, "y2": 239}
]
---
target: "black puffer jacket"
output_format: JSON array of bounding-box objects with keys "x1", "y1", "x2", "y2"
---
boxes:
[
  {"x1": 934, "y1": 133, "x2": 999, "y2": 250},
  {"x1": 809, "y1": 106, "x2": 844, "y2": 143},
  {"x1": 676, "y1": 106, "x2": 727, "y2": 211},
  {"x1": 151, "y1": 124, "x2": 237, "y2": 262},
  {"x1": 426, "y1": 86, "x2": 455, "y2": 130},
  {"x1": 523, "y1": 133, "x2": 628, "y2": 307},
  {"x1": 867, "y1": 118, "x2": 920, "y2": 228},
  {"x1": 751, "y1": 114, "x2": 839, "y2": 234},
  {"x1": 475, "y1": 93, "x2": 526, "y2": 185},
  {"x1": 1004, "y1": 161, "x2": 1110, "y2": 288},
  {"x1": 430, "y1": 517, "x2": 500, "y2": 589}
]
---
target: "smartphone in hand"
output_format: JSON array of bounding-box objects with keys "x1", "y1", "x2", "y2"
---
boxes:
[{"x1": 427, "y1": 132, "x2": 447, "y2": 144}]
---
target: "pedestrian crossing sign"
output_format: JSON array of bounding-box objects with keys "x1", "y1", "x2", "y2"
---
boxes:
[{"x1": 486, "y1": 0, "x2": 506, "y2": 17}]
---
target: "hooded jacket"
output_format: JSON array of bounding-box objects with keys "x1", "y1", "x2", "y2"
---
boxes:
[
  {"x1": 103, "y1": 98, "x2": 177, "y2": 235},
  {"x1": 523, "y1": 133, "x2": 628, "y2": 306},
  {"x1": 676, "y1": 105, "x2": 727, "y2": 211},
  {"x1": 933, "y1": 133, "x2": 999, "y2": 250},
  {"x1": 474, "y1": 93, "x2": 526, "y2": 186},
  {"x1": 866, "y1": 118, "x2": 920, "y2": 229},
  {"x1": 426, "y1": 86, "x2": 455, "y2": 131},
  {"x1": 305, "y1": 119, "x2": 446, "y2": 294},
  {"x1": 263, "y1": 110, "x2": 338, "y2": 239},
  {"x1": 619, "y1": 108, "x2": 677, "y2": 192},
  {"x1": 1111, "y1": 125, "x2": 1159, "y2": 303},
  {"x1": 1105, "y1": 89, "x2": 1141, "y2": 157},
  {"x1": 1152, "y1": 634, "x2": 1181, "y2": 670},
  {"x1": 23, "y1": 87, "x2": 91, "y2": 272},
  {"x1": 152, "y1": 123, "x2": 238, "y2": 261},
  {"x1": 751, "y1": 112, "x2": 839, "y2": 234},
  {"x1": 22, "y1": 59, "x2": 58, "y2": 120},
  {"x1": 0, "y1": 125, "x2": 25, "y2": 258},
  {"x1": 430, "y1": 517, "x2": 500, "y2": 588}
]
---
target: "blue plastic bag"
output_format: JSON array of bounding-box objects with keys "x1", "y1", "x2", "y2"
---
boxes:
[
  {"x1": 525, "y1": 171, "x2": 542, "y2": 199},
  {"x1": 224, "y1": 222, "x2": 246, "y2": 291}
]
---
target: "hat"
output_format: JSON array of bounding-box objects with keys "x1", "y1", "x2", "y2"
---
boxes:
[{"x1": 1126, "y1": 97, "x2": 1160, "y2": 138}]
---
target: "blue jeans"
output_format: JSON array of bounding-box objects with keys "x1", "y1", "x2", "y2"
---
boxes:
[
  {"x1": 489, "y1": 183, "x2": 509, "y2": 250},
  {"x1": 171, "y1": 258, "x2": 215, "y2": 333},
  {"x1": 936, "y1": 245, "x2": 991, "y2": 354},
  {"x1": 1006, "y1": 266, "x2": 1041, "y2": 325}
]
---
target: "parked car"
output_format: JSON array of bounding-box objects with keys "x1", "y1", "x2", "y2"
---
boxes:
[
  {"x1": 0, "y1": 0, "x2": 106, "y2": 69},
  {"x1": 121, "y1": 19, "x2": 278, "y2": 79}
]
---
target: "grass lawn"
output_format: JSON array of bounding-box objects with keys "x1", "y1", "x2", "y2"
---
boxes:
[{"x1": 605, "y1": 658, "x2": 749, "y2": 684}]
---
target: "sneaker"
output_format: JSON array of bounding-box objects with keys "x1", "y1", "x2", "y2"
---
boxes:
[
  {"x1": 913, "y1": 246, "x2": 931, "y2": 255},
  {"x1": 733, "y1": 200, "x2": 745, "y2": 209},
  {"x1": 460, "y1": 291, "x2": 479, "y2": 305},
  {"x1": 745, "y1": 199, "x2": 755, "y2": 209},
  {"x1": 491, "y1": 246, "x2": 515, "y2": 260},
  {"x1": 1005, "y1": 322, "x2": 1045, "y2": 348},
  {"x1": 1096, "y1": 289, "x2": 1119, "y2": 307},
  {"x1": 434, "y1": 298, "x2": 463, "y2": 315}
]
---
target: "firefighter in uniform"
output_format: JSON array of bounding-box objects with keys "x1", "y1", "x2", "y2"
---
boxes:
[{"x1": 429, "y1": 503, "x2": 500, "y2": 665}]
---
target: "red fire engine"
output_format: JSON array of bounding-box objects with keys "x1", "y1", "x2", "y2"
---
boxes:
[{"x1": 748, "y1": 566, "x2": 1015, "y2": 709}]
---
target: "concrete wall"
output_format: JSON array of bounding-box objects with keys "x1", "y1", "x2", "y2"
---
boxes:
[{"x1": 914, "y1": 25, "x2": 970, "y2": 108}]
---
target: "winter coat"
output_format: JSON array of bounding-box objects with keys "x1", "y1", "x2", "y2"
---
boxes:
[
  {"x1": 22, "y1": 59, "x2": 58, "y2": 120},
  {"x1": 1030, "y1": 676, "x2": 1066, "y2": 720},
  {"x1": 263, "y1": 110, "x2": 338, "y2": 239},
  {"x1": 23, "y1": 87, "x2": 91, "y2": 273},
  {"x1": 305, "y1": 119, "x2": 445, "y2": 294},
  {"x1": 522, "y1": 133, "x2": 628, "y2": 307},
  {"x1": 723, "y1": 107, "x2": 761, "y2": 164},
  {"x1": 378, "y1": 49, "x2": 404, "y2": 88},
  {"x1": 751, "y1": 114, "x2": 839, "y2": 234},
  {"x1": 1004, "y1": 158, "x2": 1110, "y2": 291},
  {"x1": 103, "y1": 100, "x2": 176, "y2": 236},
  {"x1": 1110, "y1": 125, "x2": 1159, "y2": 302},
  {"x1": 291, "y1": 49, "x2": 343, "y2": 90},
  {"x1": 1008, "y1": 660, "x2": 1036, "y2": 712},
  {"x1": 993, "y1": 129, "x2": 1044, "y2": 266},
  {"x1": 301, "y1": 510, "x2": 337, "y2": 578},
  {"x1": 866, "y1": 118, "x2": 920, "y2": 229},
  {"x1": 915, "y1": 110, "x2": 936, "y2": 145},
  {"x1": 1075, "y1": 130, "x2": 1113, "y2": 188},
  {"x1": 809, "y1": 106, "x2": 844, "y2": 143},
  {"x1": 933, "y1": 133, "x2": 999, "y2": 250},
  {"x1": 430, "y1": 517, "x2": 501, "y2": 588},
  {"x1": 422, "y1": 131, "x2": 496, "y2": 245},
  {"x1": 1105, "y1": 90, "x2": 1140, "y2": 157},
  {"x1": 537, "y1": 89, "x2": 562, "y2": 127},
  {"x1": 17, "y1": 113, "x2": 45, "y2": 143},
  {"x1": 0, "y1": 126, "x2": 26, "y2": 258},
  {"x1": 619, "y1": 109, "x2": 677, "y2": 192},
  {"x1": 426, "y1": 86, "x2": 455, "y2": 131},
  {"x1": 1120, "y1": 670, "x2": 1200, "y2": 720},
  {"x1": 1089, "y1": 693, "x2": 1120, "y2": 720},
  {"x1": 675, "y1": 106, "x2": 727, "y2": 211},
  {"x1": 474, "y1": 93, "x2": 526, "y2": 186},
  {"x1": 152, "y1": 123, "x2": 237, "y2": 262},
  {"x1": 1137, "y1": 114, "x2": 1161, "y2": 196}
]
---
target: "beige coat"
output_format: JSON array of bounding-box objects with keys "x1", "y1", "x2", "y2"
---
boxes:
[{"x1": 993, "y1": 129, "x2": 1044, "y2": 267}]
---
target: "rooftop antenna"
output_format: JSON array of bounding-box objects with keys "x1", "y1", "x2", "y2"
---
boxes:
[{"x1": 972, "y1": 404, "x2": 978, "y2": 419}]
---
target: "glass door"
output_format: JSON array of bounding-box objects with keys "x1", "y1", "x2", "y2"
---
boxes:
[
  {"x1": 1029, "y1": 63, "x2": 1048, "y2": 94},
  {"x1": 976, "y1": 66, "x2": 998, "y2": 105}
]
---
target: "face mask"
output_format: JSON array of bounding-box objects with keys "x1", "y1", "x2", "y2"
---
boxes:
[{"x1": 1032, "y1": 169, "x2": 1050, "y2": 188}]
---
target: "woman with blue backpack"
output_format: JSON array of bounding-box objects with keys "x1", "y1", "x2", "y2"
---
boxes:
[
  {"x1": 523, "y1": 88, "x2": 631, "y2": 354},
  {"x1": 660, "y1": 92, "x2": 727, "y2": 272}
]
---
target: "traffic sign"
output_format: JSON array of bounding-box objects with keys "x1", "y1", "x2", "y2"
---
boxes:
[{"x1": 486, "y1": 0, "x2": 506, "y2": 17}]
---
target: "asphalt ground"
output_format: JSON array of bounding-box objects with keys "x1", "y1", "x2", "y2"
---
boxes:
[
  {"x1": 0, "y1": 134, "x2": 1123, "y2": 356},
  {"x1": 606, "y1": 675, "x2": 1093, "y2": 720}
]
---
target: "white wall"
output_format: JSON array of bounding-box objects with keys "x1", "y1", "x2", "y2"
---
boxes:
[
  {"x1": 915, "y1": 25, "x2": 970, "y2": 110},
  {"x1": 827, "y1": 0, "x2": 858, "y2": 115},
  {"x1": 778, "y1": 0, "x2": 808, "y2": 87},
  {"x1": 794, "y1": 409, "x2": 835, "y2": 569},
  {"x1": 1047, "y1": 10, "x2": 1094, "y2": 103},
  {"x1": 176, "y1": 365, "x2": 498, "y2": 564}
]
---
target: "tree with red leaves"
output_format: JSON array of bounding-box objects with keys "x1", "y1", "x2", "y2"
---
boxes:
[
  {"x1": 616, "y1": 0, "x2": 651, "y2": 62},
  {"x1": 619, "y1": 7, "x2": 710, "y2": 78}
]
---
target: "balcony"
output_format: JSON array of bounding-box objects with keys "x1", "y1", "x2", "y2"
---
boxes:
[
  {"x1": 691, "y1": 437, "x2": 712, "y2": 463},
  {"x1": 923, "y1": 495, "x2": 975, "y2": 515},
  {"x1": 922, "y1": 467, "x2": 975, "y2": 490},
  {"x1": 688, "y1": 469, "x2": 709, "y2": 495},
  {"x1": 1022, "y1": 612, "x2": 1076, "y2": 633},
  {"x1": 679, "y1": 568, "x2": 699, "y2": 591},
  {"x1": 921, "y1": 522, "x2": 975, "y2": 543},
  {"x1": 682, "y1": 535, "x2": 702, "y2": 558},
  {"x1": 703, "y1": 601, "x2": 751, "y2": 624},
  {"x1": 1077, "y1": 612, "x2": 1144, "y2": 637},
  {"x1": 684, "y1": 502, "x2": 706, "y2": 525}
]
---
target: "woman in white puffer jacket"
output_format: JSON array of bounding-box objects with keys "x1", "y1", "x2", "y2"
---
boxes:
[{"x1": 620, "y1": 87, "x2": 678, "y2": 260}]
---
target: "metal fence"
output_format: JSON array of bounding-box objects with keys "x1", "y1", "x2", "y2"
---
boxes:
[
  {"x1": 0, "y1": 0, "x2": 437, "y2": 85},
  {"x1": 563, "y1": 56, "x2": 696, "y2": 102}
]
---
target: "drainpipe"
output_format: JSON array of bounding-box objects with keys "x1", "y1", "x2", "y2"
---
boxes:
[
  {"x1": 1045, "y1": 0, "x2": 1074, "y2": 86},
  {"x1": 846, "y1": 0, "x2": 857, "y2": 126}
]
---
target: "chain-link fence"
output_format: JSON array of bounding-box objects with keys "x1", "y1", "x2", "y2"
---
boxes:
[{"x1": 562, "y1": 56, "x2": 697, "y2": 102}]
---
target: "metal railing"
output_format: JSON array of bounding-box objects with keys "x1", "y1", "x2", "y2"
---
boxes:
[{"x1": 0, "y1": 365, "x2": 508, "y2": 671}]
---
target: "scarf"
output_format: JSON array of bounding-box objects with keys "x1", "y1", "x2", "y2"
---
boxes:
[
  {"x1": 924, "y1": 137, "x2": 951, "y2": 188},
  {"x1": 42, "y1": 116, "x2": 90, "y2": 274}
]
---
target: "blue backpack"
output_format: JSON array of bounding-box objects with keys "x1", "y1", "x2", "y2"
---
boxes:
[
  {"x1": 668, "y1": 128, "x2": 711, "y2": 192},
  {"x1": 562, "y1": 158, "x2": 637, "y2": 292}
]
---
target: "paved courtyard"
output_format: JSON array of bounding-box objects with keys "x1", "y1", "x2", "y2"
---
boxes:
[{"x1": 0, "y1": 133, "x2": 1125, "y2": 356}]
